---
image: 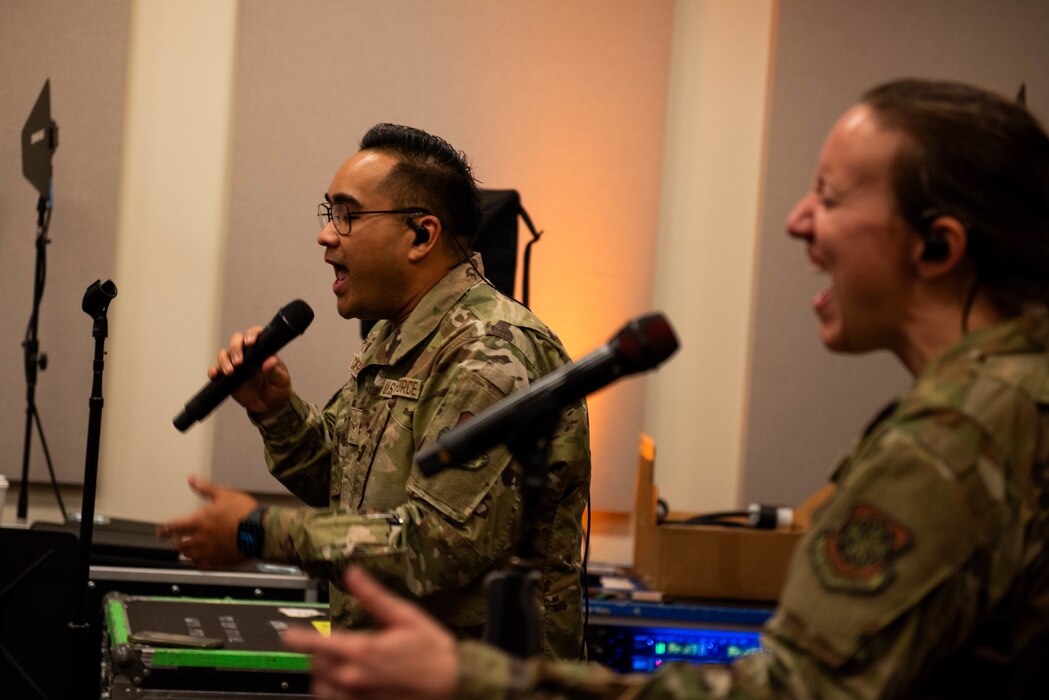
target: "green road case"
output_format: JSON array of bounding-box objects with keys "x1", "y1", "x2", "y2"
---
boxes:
[{"x1": 101, "y1": 593, "x2": 328, "y2": 698}]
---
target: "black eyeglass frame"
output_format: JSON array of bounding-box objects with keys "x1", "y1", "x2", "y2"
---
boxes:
[{"x1": 317, "y1": 202, "x2": 431, "y2": 236}]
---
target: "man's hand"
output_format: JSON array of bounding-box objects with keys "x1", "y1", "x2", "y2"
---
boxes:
[
  {"x1": 282, "y1": 567, "x2": 458, "y2": 700},
  {"x1": 209, "y1": 325, "x2": 293, "y2": 416},
  {"x1": 156, "y1": 475, "x2": 259, "y2": 569}
]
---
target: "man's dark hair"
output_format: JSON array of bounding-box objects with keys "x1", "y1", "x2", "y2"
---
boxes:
[
  {"x1": 862, "y1": 79, "x2": 1049, "y2": 317},
  {"x1": 360, "y1": 123, "x2": 483, "y2": 249}
]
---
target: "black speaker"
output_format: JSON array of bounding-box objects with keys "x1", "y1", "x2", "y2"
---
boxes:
[
  {"x1": 0, "y1": 528, "x2": 79, "y2": 699},
  {"x1": 474, "y1": 189, "x2": 521, "y2": 299}
]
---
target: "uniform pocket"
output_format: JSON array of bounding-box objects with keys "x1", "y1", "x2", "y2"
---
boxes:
[{"x1": 407, "y1": 369, "x2": 515, "y2": 523}]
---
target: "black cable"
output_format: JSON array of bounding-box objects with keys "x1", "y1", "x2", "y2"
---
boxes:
[
  {"x1": 446, "y1": 227, "x2": 491, "y2": 286},
  {"x1": 659, "y1": 504, "x2": 794, "y2": 530},
  {"x1": 659, "y1": 509, "x2": 750, "y2": 526},
  {"x1": 518, "y1": 205, "x2": 543, "y2": 309},
  {"x1": 681, "y1": 509, "x2": 751, "y2": 526},
  {"x1": 452, "y1": 207, "x2": 585, "y2": 657},
  {"x1": 448, "y1": 219, "x2": 542, "y2": 323},
  {"x1": 456, "y1": 205, "x2": 579, "y2": 654},
  {"x1": 581, "y1": 491, "x2": 591, "y2": 661}
]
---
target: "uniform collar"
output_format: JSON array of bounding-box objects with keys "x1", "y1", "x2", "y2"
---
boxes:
[
  {"x1": 360, "y1": 254, "x2": 486, "y2": 368},
  {"x1": 833, "y1": 312, "x2": 1049, "y2": 485},
  {"x1": 920, "y1": 311, "x2": 1049, "y2": 380}
]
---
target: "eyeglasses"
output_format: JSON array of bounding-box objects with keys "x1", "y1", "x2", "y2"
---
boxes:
[{"x1": 317, "y1": 202, "x2": 430, "y2": 236}]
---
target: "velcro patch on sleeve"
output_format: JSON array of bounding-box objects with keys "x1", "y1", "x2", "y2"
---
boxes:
[{"x1": 811, "y1": 502, "x2": 912, "y2": 594}]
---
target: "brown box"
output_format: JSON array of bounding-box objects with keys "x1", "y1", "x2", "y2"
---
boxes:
[{"x1": 632, "y1": 435, "x2": 803, "y2": 601}]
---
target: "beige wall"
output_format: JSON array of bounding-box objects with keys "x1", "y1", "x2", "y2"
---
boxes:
[
  {"x1": 2, "y1": 1, "x2": 780, "y2": 570},
  {"x1": 642, "y1": 0, "x2": 776, "y2": 517},
  {"x1": 2, "y1": 0, "x2": 240, "y2": 523},
  {"x1": 3, "y1": 0, "x2": 771, "y2": 567},
  {"x1": 0, "y1": 0, "x2": 129, "y2": 498},
  {"x1": 98, "y1": 0, "x2": 241, "y2": 522},
  {"x1": 7, "y1": 0, "x2": 1048, "y2": 570}
]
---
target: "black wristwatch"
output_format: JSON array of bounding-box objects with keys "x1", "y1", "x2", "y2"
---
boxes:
[{"x1": 236, "y1": 506, "x2": 268, "y2": 558}]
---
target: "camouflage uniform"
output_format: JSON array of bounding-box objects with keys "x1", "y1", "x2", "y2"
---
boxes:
[
  {"x1": 453, "y1": 313, "x2": 1049, "y2": 698},
  {"x1": 253, "y1": 257, "x2": 591, "y2": 660}
]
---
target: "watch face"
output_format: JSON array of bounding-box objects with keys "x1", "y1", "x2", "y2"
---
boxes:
[{"x1": 237, "y1": 511, "x2": 265, "y2": 558}]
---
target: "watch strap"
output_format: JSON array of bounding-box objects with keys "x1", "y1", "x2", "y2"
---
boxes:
[{"x1": 236, "y1": 506, "x2": 268, "y2": 558}]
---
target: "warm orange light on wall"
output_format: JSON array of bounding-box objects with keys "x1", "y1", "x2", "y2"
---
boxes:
[{"x1": 494, "y1": 108, "x2": 668, "y2": 511}]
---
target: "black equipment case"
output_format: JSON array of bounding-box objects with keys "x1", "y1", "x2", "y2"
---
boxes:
[{"x1": 101, "y1": 593, "x2": 327, "y2": 699}]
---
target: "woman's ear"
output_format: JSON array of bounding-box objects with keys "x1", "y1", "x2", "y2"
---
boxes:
[{"x1": 915, "y1": 214, "x2": 968, "y2": 278}]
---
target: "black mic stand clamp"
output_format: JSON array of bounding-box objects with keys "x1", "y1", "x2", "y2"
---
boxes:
[{"x1": 482, "y1": 411, "x2": 561, "y2": 658}]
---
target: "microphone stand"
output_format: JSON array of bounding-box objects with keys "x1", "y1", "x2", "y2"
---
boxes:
[
  {"x1": 17, "y1": 79, "x2": 62, "y2": 524},
  {"x1": 69, "y1": 279, "x2": 117, "y2": 696},
  {"x1": 482, "y1": 412, "x2": 560, "y2": 658},
  {"x1": 17, "y1": 194, "x2": 57, "y2": 522}
]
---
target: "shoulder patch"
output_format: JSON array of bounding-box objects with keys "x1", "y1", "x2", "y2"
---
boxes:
[
  {"x1": 810, "y1": 503, "x2": 912, "y2": 594},
  {"x1": 349, "y1": 354, "x2": 364, "y2": 379}
]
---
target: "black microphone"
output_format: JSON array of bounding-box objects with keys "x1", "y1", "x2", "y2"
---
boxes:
[
  {"x1": 173, "y1": 299, "x2": 315, "y2": 432},
  {"x1": 415, "y1": 313, "x2": 679, "y2": 476}
]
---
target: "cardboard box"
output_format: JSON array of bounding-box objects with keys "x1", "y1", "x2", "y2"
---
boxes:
[{"x1": 632, "y1": 434, "x2": 803, "y2": 601}]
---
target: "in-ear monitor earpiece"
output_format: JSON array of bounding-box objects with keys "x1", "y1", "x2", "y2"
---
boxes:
[{"x1": 408, "y1": 215, "x2": 429, "y2": 245}]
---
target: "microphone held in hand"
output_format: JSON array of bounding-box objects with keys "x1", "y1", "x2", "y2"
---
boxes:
[
  {"x1": 172, "y1": 300, "x2": 315, "y2": 432},
  {"x1": 415, "y1": 313, "x2": 679, "y2": 476}
]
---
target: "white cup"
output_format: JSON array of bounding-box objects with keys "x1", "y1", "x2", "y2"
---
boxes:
[{"x1": 0, "y1": 475, "x2": 8, "y2": 524}]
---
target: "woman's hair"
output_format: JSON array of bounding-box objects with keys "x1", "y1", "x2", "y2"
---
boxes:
[{"x1": 862, "y1": 79, "x2": 1049, "y2": 317}]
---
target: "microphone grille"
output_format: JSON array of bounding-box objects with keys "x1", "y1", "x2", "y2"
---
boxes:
[
  {"x1": 615, "y1": 313, "x2": 679, "y2": 373},
  {"x1": 280, "y1": 299, "x2": 315, "y2": 334}
]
